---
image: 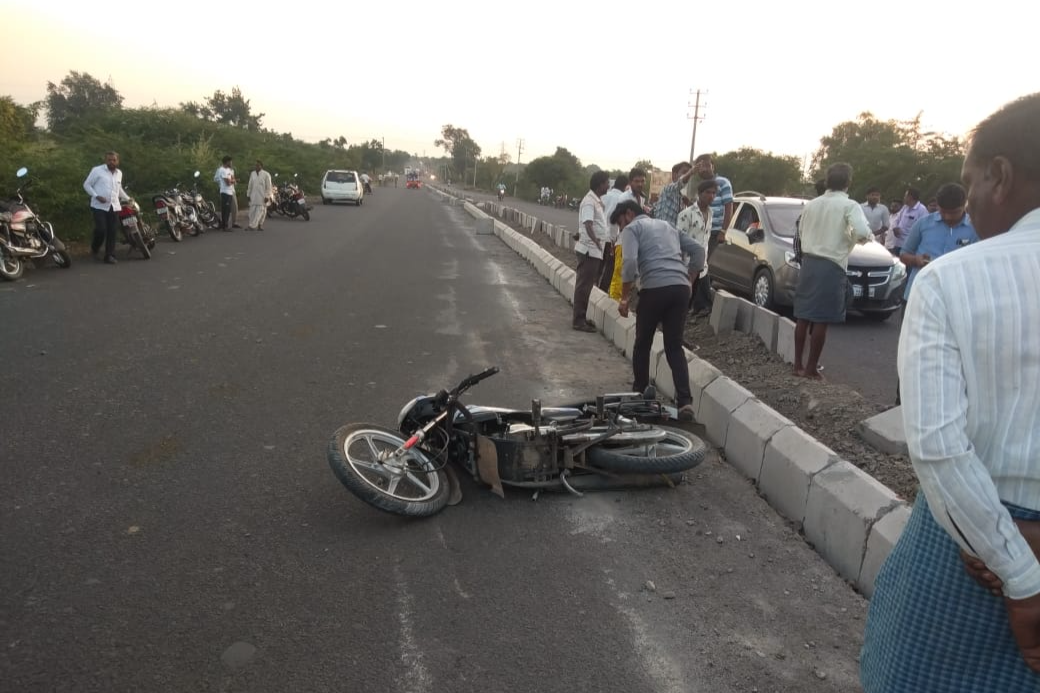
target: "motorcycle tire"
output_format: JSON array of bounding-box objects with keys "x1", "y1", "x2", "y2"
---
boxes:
[
  {"x1": 586, "y1": 425, "x2": 707, "y2": 475},
  {"x1": 327, "y1": 423, "x2": 450, "y2": 518},
  {"x1": 52, "y1": 249, "x2": 72, "y2": 269},
  {"x1": 0, "y1": 253, "x2": 24, "y2": 281},
  {"x1": 302, "y1": 209, "x2": 310, "y2": 221},
  {"x1": 131, "y1": 229, "x2": 151, "y2": 260},
  {"x1": 166, "y1": 220, "x2": 182, "y2": 242},
  {"x1": 187, "y1": 222, "x2": 200, "y2": 237}
]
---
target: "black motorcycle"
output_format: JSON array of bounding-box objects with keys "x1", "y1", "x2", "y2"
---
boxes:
[
  {"x1": 0, "y1": 167, "x2": 71, "y2": 281},
  {"x1": 327, "y1": 367, "x2": 707, "y2": 517}
]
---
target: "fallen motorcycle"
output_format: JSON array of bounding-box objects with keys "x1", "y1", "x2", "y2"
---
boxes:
[
  {"x1": 0, "y1": 167, "x2": 72, "y2": 281},
  {"x1": 327, "y1": 367, "x2": 707, "y2": 517}
]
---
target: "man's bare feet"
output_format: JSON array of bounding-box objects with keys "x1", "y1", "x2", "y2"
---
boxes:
[{"x1": 792, "y1": 367, "x2": 806, "y2": 377}]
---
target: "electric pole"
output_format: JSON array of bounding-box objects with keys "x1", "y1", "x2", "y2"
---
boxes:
[
  {"x1": 687, "y1": 89, "x2": 707, "y2": 162},
  {"x1": 515, "y1": 138, "x2": 525, "y2": 195},
  {"x1": 381, "y1": 136, "x2": 386, "y2": 172}
]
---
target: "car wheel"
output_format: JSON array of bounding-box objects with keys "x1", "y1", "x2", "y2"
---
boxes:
[
  {"x1": 752, "y1": 268, "x2": 775, "y2": 310},
  {"x1": 322, "y1": 197, "x2": 329, "y2": 205}
]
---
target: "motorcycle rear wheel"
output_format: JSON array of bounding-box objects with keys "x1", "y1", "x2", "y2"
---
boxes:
[
  {"x1": 165, "y1": 220, "x2": 182, "y2": 242},
  {"x1": 586, "y1": 425, "x2": 707, "y2": 475},
  {"x1": 327, "y1": 423, "x2": 450, "y2": 518},
  {"x1": 52, "y1": 249, "x2": 72, "y2": 268},
  {"x1": 302, "y1": 209, "x2": 310, "y2": 221},
  {"x1": 0, "y1": 253, "x2": 23, "y2": 281}
]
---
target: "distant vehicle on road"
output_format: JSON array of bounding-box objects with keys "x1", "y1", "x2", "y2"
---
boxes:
[{"x1": 321, "y1": 170, "x2": 364, "y2": 206}]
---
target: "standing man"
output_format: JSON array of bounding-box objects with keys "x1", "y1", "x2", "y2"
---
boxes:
[
  {"x1": 653, "y1": 161, "x2": 697, "y2": 227},
  {"x1": 83, "y1": 151, "x2": 130, "y2": 264},
  {"x1": 676, "y1": 179, "x2": 718, "y2": 308},
  {"x1": 246, "y1": 160, "x2": 273, "y2": 231},
  {"x1": 598, "y1": 174, "x2": 628, "y2": 292},
  {"x1": 791, "y1": 163, "x2": 872, "y2": 378},
  {"x1": 861, "y1": 186, "x2": 891, "y2": 241},
  {"x1": 618, "y1": 167, "x2": 653, "y2": 214},
  {"x1": 887, "y1": 186, "x2": 928, "y2": 256},
  {"x1": 685, "y1": 153, "x2": 734, "y2": 315},
  {"x1": 215, "y1": 156, "x2": 237, "y2": 230},
  {"x1": 572, "y1": 171, "x2": 611, "y2": 332},
  {"x1": 860, "y1": 92, "x2": 1040, "y2": 692},
  {"x1": 612, "y1": 200, "x2": 705, "y2": 421}
]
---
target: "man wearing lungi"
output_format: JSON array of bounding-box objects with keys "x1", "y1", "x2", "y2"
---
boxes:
[
  {"x1": 791, "y1": 162, "x2": 872, "y2": 378},
  {"x1": 860, "y1": 91, "x2": 1040, "y2": 691}
]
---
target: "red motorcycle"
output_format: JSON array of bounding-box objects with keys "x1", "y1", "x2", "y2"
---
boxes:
[{"x1": 117, "y1": 193, "x2": 156, "y2": 259}]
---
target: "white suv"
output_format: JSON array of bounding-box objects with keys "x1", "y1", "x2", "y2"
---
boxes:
[{"x1": 321, "y1": 170, "x2": 364, "y2": 205}]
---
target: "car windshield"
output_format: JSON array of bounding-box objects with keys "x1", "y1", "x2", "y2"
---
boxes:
[
  {"x1": 327, "y1": 172, "x2": 355, "y2": 183},
  {"x1": 764, "y1": 203, "x2": 804, "y2": 238}
]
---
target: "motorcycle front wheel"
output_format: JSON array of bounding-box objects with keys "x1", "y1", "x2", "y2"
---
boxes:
[
  {"x1": 165, "y1": 219, "x2": 182, "y2": 242},
  {"x1": 302, "y1": 208, "x2": 310, "y2": 221},
  {"x1": 131, "y1": 228, "x2": 151, "y2": 259},
  {"x1": 0, "y1": 252, "x2": 23, "y2": 281},
  {"x1": 586, "y1": 425, "x2": 707, "y2": 475},
  {"x1": 51, "y1": 249, "x2": 72, "y2": 268},
  {"x1": 327, "y1": 423, "x2": 450, "y2": 518}
]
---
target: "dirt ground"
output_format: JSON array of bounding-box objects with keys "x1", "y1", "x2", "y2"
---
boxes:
[{"x1": 483, "y1": 203, "x2": 918, "y2": 502}]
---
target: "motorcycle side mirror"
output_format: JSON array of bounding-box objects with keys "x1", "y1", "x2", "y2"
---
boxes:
[
  {"x1": 193, "y1": 171, "x2": 200, "y2": 178},
  {"x1": 16, "y1": 167, "x2": 28, "y2": 178},
  {"x1": 293, "y1": 173, "x2": 299, "y2": 179}
]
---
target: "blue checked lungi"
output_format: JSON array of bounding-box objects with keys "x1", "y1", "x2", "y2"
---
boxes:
[{"x1": 861, "y1": 493, "x2": 1040, "y2": 692}]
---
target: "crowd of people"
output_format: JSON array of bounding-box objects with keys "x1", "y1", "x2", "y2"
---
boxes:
[{"x1": 569, "y1": 91, "x2": 1040, "y2": 692}]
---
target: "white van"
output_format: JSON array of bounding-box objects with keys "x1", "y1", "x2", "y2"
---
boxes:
[{"x1": 321, "y1": 170, "x2": 364, "y2": 205}]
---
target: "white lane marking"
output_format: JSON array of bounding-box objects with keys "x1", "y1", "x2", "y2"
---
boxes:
[{"x1": 393, "y1": 565, "x2": 432, "y2": 693}]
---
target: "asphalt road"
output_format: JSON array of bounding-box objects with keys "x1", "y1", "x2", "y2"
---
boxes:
[
  {"x1": 1, "y1": 187, "x2": 867, "y2": 692},
  {"x1": 455, "y1": 187, "x2": 903, "y2": 407}
]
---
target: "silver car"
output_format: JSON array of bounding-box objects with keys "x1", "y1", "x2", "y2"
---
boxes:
[{"x1": 707, "y1": 193, "x2": 907, "y2": 320}]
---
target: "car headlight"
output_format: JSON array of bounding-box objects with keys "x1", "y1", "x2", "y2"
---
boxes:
[
  {"x1": 784, "y1": 250, "x2": 801, "y2": 269},
  {"x1": 891, "y1": 261, "x2": 907, "y2": 282}
]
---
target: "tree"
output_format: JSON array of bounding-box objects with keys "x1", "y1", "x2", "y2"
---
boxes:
[
  {"x1": 180, "y1": 86, "x2": 264, "y2": 131},
  {"x1": 45, "y1": 71, "x2": 123, "y2": 132},
  {"x1": 522, "y1": 147, "x2": 586, "y2": 197},
  {"x1": 434, "y1": 124, "x2": 481, "y2": 179},
  {"x1": 810, "y1": 112, "x2": 964, "y2": 201},
  {"x1": 713, "y1": 148, "x2": 805, "y2": 196},
  {"x1": 633, "y1": 159, "x2": 654, "y2": 173},
  {"x1": 0, "y1": 96, "x2": 38, "y2": 143}
]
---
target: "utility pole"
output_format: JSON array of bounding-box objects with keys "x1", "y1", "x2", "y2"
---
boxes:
[
  {"x1": 515, "y1": 138, "x2": 525, "y2": 196},
  {"x1": 381, "y1": 136, "x2": 386, "y2": 172},
  {"x1": 687, "y1": 89, "x2": 707, "y2": 162}
]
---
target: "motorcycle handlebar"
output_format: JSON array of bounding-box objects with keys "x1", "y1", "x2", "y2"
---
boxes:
[{"x1": 454, "y1": 366, "x2": 500, "y2": 394}]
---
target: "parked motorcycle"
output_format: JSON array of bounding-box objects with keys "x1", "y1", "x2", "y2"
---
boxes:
[
  {"x1": 117, "y1": 190, "x2": 156, "y2": 259},
  {"x1": 182, "y1": 171, "x2": 220, "y2": 229},
  {"x1": 0, "y1": 167, "x2": 71, "y2": 281},
  {"x1": 326, "y1": 367, "x2": 707, "y2": 517},
  {"x1": 152, "y1": 184, "x2": 202, "y2": 242},
  {"x1": 269, "y1": 173, "x2": 310, "y2": 221}
]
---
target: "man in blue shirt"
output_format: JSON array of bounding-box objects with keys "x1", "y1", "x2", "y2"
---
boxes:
[{"x1": 899, "y1": 183, "x2": 978, "y2": 300}]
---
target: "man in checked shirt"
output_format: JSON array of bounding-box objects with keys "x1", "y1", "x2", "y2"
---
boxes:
[{"x1": 860, "y1": 91, "x2": 1040, "y2": 692}]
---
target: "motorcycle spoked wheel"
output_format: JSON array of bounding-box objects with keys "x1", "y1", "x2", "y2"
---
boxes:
[
  {"x1": 327, "y1": 423, "x2": 450, "y2": 518},
  {"x1": 165, "y1": 219, "x2": 182, "y2": 242},
  {"x1": 585, "y1": 425, "x2": 707, "y2": 475},
  {"x1": 301, "y1": 208, "x2": 310, "y2": 221},
  {"x1": 186, "y1": 221, "x2": 200, "y2": 237},
  {"x1": 51, "y1": 249, "x2": 72, "y2": 268},
  {"x1": 131, "y1": 228, "x2": 151, "y2": 260},
  {"x1": 0, "y1": 252, "x2": 24, "y2": 281}
]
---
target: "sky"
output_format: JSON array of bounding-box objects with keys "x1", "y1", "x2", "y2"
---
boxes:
[{"x1": 4, "y1": 0, "x2": 1038, "y2": 173}]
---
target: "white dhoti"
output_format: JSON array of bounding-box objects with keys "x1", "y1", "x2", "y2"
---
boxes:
[{"x1": 247, "y1": 169, "x2": 273, "y2": 229}]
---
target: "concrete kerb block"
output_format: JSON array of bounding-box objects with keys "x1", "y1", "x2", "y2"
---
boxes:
[
  {"x1": 752, "y1": 306, "x2": 780, "y2": 351},
  {"x1": 858, "y1": 407, "x2": 909, "y2": 456},
  {"x1": 561, "y1": 274, "x2": 577, "y2": 303},
  {"x1": 590, "y1": 291, "x2": 613, "y2": 333},
  {"x1": 601, "y1": 303, "x2": 622, "y2": 344},
  {"x1": 612, "y1": 315, "x2": 637, "y2": 353},
  {"x1": 475, "y1": 217, "x2": 494, "y2": 235},
  {"x1": 759, "y1": 427, "x2": 839, "y2": 528},
  {"x1": 776, "y1": 317, "x2": 796, "y2": 364},
  {"x1": 710, "y1": 290, "x2": 740, "y2": 335},
  {"x1": 624, "y1": 320, "x2": 639, "y2": 358},
  {"x1": 647, "y1": 332, "x2": 666, "y2": 384},
  {"x1": 803, "y1": 461, "x2": 902, "y2": 585},
  {"x1": 654, "y1": 346, "x2": 695, "y2": 402},
  {"x1": 734, "y1": 296, "x2": 755, "y2": 334},
  {"x1": 699, "y1": 377, "x2": 754, "y2": 447},
  {"x1": 724, "y1": 400, "x2": 795, "y2": 483},
  {"x1": 858, "y1": 502, "x2": 911, "y2": 597},
  {"x1": 688, "y1": 357, "x2": 723, "y2": 418}
]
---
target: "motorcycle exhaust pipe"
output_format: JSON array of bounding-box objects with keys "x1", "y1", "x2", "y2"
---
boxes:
[{"x1": 0, "y1": 237, "x2": 43, "y2": 257}]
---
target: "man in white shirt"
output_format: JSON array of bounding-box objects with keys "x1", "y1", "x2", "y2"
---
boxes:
[
  {"x1": 572, "y1": 171, "x2": 610, "y2": 331},
  {"x1": 886, "y1": 186, "x2": 927, "y2": 255},
  {"x1": 791, "y1": 162, "x2": 872, "y2": 378},
  {"x1": 860, "y1": 91, "x2": 1040, "y2": 691},
  {"x1": 676, "y1": 179, "x2": 718, "y2": 307},
  {"x1": 861, "y1": 186, "x2": 891, "y2": 240},
  {"x1": 598, "y1": 174, "x2": 628, "y2": 292},
  {"x1": 82, "y1": 151, "x2": 130, "y2": 264},
  {"x1": 214, "y1": 156, "x2": 237, "y2": 230},
  {"x1": 246, "y1": 160, "x2": 273, "y2": 231}
]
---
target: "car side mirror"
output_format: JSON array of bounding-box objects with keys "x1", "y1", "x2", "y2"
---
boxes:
[{"x1": 747, "y1": 227, "x2": 765, "y2": 243}]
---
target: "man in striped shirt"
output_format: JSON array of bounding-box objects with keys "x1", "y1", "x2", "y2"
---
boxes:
[{"x1": 861, "y1": 91, "x2": 1040, "y2": 691}]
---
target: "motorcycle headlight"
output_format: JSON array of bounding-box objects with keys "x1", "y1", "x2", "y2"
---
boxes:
[
  {"x1": 397, "y1": 396, "x2": 424, "y2": 427},
  {"x1": 784, "y1": 250, "x2": 801, "y2": 269}
]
